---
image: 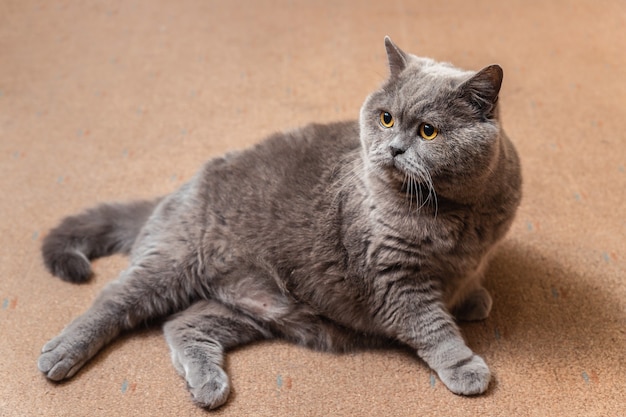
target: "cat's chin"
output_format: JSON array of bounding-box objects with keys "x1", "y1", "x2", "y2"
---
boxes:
[
  {"x1": 387, "y1": 161, "x2": 420, "y2": 187},
  {"x1": 381, "y1": 167, "x2": 428, "y2": 200},
  {"x1": 379, "y1": 163, "x2": 441, "y2": 209}
]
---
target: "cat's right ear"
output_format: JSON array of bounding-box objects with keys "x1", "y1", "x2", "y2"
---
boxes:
[{"x1": 384, "y1": 36, "x2": 408, "y2": 78}]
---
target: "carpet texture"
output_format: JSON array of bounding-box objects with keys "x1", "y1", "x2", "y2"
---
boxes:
[{"x1": 1, "y1": 1, "x2": 624, "y2": 416}]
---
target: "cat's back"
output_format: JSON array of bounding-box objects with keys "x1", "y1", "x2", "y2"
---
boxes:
[
  {"x1": 224, "y1": 120, "x2": 359, "y2": 178},
  {"x1": 185, "y1": 120, "x2": 360, "y2": 240},
  {"x1": 198, "y1": 120, "x2": 359, "y2": 203}
]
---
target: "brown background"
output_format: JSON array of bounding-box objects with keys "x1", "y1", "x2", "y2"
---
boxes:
[{"x1": 1, "y1": 1, "x2": 624, "y2": 416}]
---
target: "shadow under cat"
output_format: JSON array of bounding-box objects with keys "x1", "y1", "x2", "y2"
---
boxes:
[{"x1": 462, "y1": 238, "x2": 624, "y2": 392}]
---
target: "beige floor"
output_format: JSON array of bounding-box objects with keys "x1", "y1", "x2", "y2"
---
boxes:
[{"x1": 1, "y1": 1, "x2": 624, "y2": 416}]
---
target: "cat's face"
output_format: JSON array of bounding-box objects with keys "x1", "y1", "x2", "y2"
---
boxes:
[{"x1": 360, "y1": 38, "x2": 503, "y2": 204}]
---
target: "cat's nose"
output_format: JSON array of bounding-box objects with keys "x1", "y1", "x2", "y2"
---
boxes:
[
  {"x1": 389, "y1": 144, "x2": 406, "y2": 157},
  {"x1": 389, "y1": 136, "x2": 409, "y2": 157}
]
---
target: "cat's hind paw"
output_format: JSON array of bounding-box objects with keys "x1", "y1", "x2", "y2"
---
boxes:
[
  {"x1": 437, "y1": 354, "x2": 491, "y2": 395},
  {"x1": 38, "y1": 334, "x2": 90, "y2": 381},
  {"x1": 453, "y1": 287, "x2": 492, "y2": 322},
  {"x1": 186, "y1": 363, "x2": 231, "y2": 410}
]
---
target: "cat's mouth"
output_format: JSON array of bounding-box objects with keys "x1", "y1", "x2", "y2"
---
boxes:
[
  {"x1": 389, "y1": 158, "x2": 422, "y2": 183},
  {"x1": 389, "y1": 156, "x2": 410, "y2": 175}
]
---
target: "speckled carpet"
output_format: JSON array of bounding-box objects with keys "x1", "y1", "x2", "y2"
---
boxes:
[{"x1": 1, "y1": 1, "x2": 624, "y2": 416}]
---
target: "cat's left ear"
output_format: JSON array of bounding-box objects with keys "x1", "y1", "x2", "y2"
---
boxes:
[
  {"x1": 458, "y1": 65, "x2": 503, "y2": 118},
  {"x1": 384, "y1": 36, "x2": 409, "y2": 78}
]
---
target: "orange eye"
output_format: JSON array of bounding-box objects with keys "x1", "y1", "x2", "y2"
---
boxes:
[
  {"x1": 380, "y1": 111, "x2": 394, "y2": 128},
  {"x1": 418, "y1": 123, "x2": 438, "y2": 140}
]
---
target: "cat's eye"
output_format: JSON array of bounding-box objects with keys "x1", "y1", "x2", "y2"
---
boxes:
[
  {"x1": 380, "y1": 111, "x2": 394, "y2": 128},
  {"x1": 418, "y1": 123, "x2": 438, "y2": 140}
]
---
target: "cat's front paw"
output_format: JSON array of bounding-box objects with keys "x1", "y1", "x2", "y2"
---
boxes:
[
  {"x1": 437, "y1": 354, "x2": 491, "y2": 395},
  {"x1": 185, "y1": 362, "x2": 231, "y2": 410},
  {"x1": 38, "y1": 333, "x2": 91, "y2": 381}
]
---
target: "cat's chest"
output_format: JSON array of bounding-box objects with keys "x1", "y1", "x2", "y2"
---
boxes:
[{"x1": 359, "y1": 209, "x2": 490, "y2": 278}]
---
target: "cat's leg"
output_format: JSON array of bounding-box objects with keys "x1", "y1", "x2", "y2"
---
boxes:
[
  {"x1": 410, "y1": 304, "x2": 490, "y2": 395},
  {"x1": 163, "y1": 300, "x2": 271, "y2": 409},
  {"x1": 452, "y1": 286, "x2": 493, "y2": 322},
  {"x1": 38, "y1": 259, "x2": 191, "y2": 381},
  {"x1": 374, "y1": 280, "x2": 490, "y2": 395}
]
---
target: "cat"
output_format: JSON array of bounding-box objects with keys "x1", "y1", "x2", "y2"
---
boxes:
[{"x1": 38, "y1": 37, "x2": 522, "y2": 409}]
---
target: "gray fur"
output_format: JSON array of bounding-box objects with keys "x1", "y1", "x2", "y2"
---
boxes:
[{"x1": 38, "y1": 38, "x2": 521, "y2": 409}]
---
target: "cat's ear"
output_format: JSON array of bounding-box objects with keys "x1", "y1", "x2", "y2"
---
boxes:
[
  {"x1": 384, "y1": 36, "x2": 409, "y2": 78},
  {"x1": 458, "y1": 65, "x2": 503, "y2": 118}
]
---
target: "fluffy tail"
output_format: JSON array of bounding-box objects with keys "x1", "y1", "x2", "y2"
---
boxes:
[{"x1": 41, "y1": 198, "x2": 162, "y2": 283}]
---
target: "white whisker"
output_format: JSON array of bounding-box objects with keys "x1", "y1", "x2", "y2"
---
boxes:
[
  {"x1": 413, "y1": 174, "x2": 420, "y2": 210},
  {"x1": 408, "y1": 173, "x2": 414, "y2": 211},
  {"x1": 402, "y1": 172, "x2": 410, "y2": 207},
  {"x1": 422, "y1": 168, "x2": 438, "y2": 218}
]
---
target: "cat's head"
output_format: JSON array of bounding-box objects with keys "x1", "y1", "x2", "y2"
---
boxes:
[{"x1": 359, "y1": 37, "x2": 504, "y2": 206}]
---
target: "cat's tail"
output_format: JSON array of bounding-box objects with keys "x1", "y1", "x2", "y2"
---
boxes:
[{"x1": 41, "y1": 198, "x2": 162, "y2": 283}]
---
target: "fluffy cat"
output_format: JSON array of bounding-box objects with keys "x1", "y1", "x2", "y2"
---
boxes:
[{"x1": 38, "y1": 37, "x2": 522, "y2": 409}]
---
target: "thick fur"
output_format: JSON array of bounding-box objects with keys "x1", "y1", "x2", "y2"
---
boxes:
[
  {"x1": 38, "y1": 38, "x2": 522, "y2": 409},
  {"x1": 41, "y1": 199, "x2": 161, "y2": 282}
]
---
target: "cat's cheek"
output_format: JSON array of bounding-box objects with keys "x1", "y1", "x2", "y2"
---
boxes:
[{"x1": 359, "y1": 125, "x2": 381, "y2": 155}]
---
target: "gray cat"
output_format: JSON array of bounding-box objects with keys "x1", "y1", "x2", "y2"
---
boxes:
[{"x1": 38, "y1": 37, "x2": 522, "y2": 409}]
